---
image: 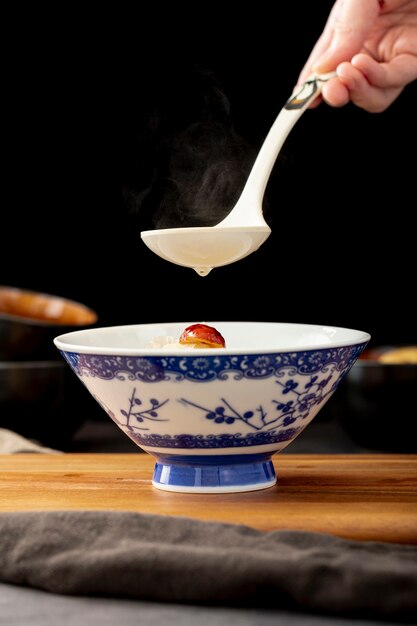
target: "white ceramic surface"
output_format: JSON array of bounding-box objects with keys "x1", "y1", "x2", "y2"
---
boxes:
[{"x1": 55, "y1": 321, "x2": 369, "y2": 493}]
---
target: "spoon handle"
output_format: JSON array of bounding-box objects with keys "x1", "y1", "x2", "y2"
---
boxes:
[
  {"x1": 219, "y1": 72, "x2": 336, "y2": 227},
  {"x1": 254, "y1": 71, "x2": 336, "y2": 196},
  {"x1": 284, "y1": 71, "x2": 337, "y2": 110}
]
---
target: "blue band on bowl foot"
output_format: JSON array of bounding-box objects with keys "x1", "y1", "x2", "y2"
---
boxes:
[{"x1": 152, "y1": 453, "x2": 277, "y2": 493}]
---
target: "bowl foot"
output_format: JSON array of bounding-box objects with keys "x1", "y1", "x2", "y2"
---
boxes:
[{"x1": 151, "y1": 453, "x2": 277, "y2": 493}]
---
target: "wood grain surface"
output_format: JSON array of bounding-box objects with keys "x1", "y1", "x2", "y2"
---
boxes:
[{"x1": 1, "y1": 454, "x2": 416, "y2": 544}]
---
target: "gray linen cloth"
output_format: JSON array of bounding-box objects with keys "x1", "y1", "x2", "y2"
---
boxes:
[{"x1": 0, "y1": 511, "x2": 416, "y2": 622}]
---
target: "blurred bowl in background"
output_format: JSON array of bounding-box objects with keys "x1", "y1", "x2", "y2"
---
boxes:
[
  {"x1": 0, "y1": 359, "x2": 97, "y2": 448},
  {"x1": 336, "y1": 345, "x2": 417, "y2": 452},
  {"x1": 0, "y1": 286, "x2": 98, "y2": 361}
]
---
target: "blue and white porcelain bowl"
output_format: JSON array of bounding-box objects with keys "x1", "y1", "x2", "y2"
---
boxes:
[{"x1": 54, "y1": 322, "x2": 370, "y2": 493}]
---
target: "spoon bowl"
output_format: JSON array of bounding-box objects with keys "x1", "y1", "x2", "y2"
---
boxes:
[
  {"x1": 141, "y1": 72, "x2": 336, "y2": 275},
  {"x1": 141, "y1": 225, "x2": 271, "y2": 276}
]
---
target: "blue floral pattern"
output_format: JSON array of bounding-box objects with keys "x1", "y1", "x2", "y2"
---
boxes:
[
  {"x1": 118, "y1": 388, "x2": 169, "y2": 431},
  {"x1": 63, "y1": 342, "x2": 367, "y2": 451},
  {"x1": 124, "y1": 428, "x2": 301, "y2": 449},
  {"x1": 61, "y1": 343, "x2": 366, "y2": 383},
  {"x1": 93, "y1": 368, "x2": 341, "y2": 449}
]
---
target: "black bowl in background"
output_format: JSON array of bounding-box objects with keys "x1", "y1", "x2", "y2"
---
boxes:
[
  {"x1": 0, "y1": 286, "x2": 97, "y2": 361},
  {"x1": 0, "y1": 360, "x2": 99, "y2": 449},
  {"x1": 335, "y1": 346, "x2": 417, "y2": 452}
]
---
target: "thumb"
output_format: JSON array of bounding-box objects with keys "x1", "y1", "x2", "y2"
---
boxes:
[{"x1": 313, "y1": 0, "x2": 381, "y2": 73}]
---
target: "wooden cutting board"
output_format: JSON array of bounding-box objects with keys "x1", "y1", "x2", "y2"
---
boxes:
[{"x1": 1, "y1": 453, "x2": 416, "y2": 544}]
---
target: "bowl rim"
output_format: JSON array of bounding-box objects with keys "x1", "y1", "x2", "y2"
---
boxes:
[
  {"x1": 0, "y1": 285, "x2": 97, "y2": 328},
  {"x1": 53, "y1": 321, "x2": 371, "y2": 356}
]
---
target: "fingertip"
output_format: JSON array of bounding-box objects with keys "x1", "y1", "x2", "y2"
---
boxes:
[
  {"x1": 351, "y1": 53, "x2": 369, "y2": 67},
  {"x1": 336, "y1": 61, "x2": 355, "y2": 81},
  {"x1": 350, "y1": 53, "x2": 387, "y2": 87},
  {"x1": 351, "y1": 53, "x2": 377, "y2": 75},
  {"x1": 338, "y1": 63, "x2": 371, "y2": 95},
  {"x1": 321, "y1": 79, "x2": 350, "y2": 107}
]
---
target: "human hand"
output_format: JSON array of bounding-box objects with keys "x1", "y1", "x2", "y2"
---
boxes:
[{"x1": 298, "y1": 0, "x2": 417, "y2": 112}]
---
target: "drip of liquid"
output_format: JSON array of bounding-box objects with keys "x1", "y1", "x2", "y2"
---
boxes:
[{"x1": 194, "y1": 266, "x2": 212, "y2": 277}]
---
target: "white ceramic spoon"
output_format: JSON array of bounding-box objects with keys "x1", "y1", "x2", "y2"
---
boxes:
[{"x1": 141, "y1": 71, "x2": 336, "y2": 276}]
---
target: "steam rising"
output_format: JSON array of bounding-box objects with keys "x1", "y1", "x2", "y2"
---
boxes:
[{"x1": 126, "y1": 65, "x2": 255, "y2": 229}]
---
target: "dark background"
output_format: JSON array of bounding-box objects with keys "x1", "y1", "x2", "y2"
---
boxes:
[{"x1": 2, "y1": 3, "x2": 416, "y2": 348}]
